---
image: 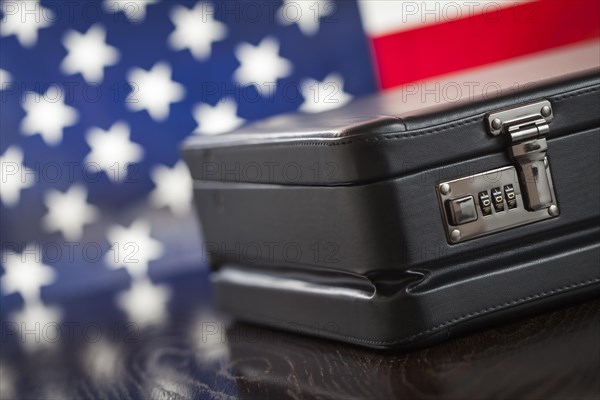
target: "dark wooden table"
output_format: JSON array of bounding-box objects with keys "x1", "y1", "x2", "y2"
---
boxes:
[{"x1": 1, "y1": 270, "x2": 599, "y2": 399}]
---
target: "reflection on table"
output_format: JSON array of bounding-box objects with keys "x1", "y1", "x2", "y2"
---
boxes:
[{"x1": 1, "y1": 269, "x2": 598, "y2": 400}]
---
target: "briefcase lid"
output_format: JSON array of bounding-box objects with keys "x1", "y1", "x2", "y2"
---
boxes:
[{"x1": 182, "y1": 69, "x2": 599, "y2": 185}]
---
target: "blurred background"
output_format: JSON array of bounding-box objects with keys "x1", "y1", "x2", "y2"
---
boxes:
[{"x1": 0, "y1": 0, "x2": 599, "y2": 398}]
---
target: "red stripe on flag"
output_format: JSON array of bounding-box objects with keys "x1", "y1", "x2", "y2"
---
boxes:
[{"x1": 372, "y1": 0, "x2": 600, "y2": 89}]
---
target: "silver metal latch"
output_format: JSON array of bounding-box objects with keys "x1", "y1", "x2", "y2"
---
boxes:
[
  {"x1": 436, "y1": 100, "x2": 559, "y2": 244},
  {"x1": 487, "y1": 100, "x2": 555, "y2": 211}
]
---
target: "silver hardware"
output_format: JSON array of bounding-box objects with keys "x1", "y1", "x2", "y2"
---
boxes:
[
  {"x1": 491, "y1": 118, "x2": 502, "y2": 131},
  {"x1": 541, "y1": 105, "x2": 552, "y2": 117},
  {"x1": 437, "y1": 166, "x2": 558, "y2": 244},
  {"x1": 437, "y1": 100, "x2": 560, "y2": 244},
  {"x1": 448, "y1": 196, "x2": 478, "y2": 225},
  {"x1": 486, "y1": 100, "x2": 556, "y2": 212},
  {"x1": 487, "y1": 100, "x2": 553, "y2": 136},
  {"x1": 450, "y1": 229, "x2": 461, "y2": 242}
]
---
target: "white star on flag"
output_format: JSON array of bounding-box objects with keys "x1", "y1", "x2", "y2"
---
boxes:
[
  {"x1": 103, "y1": 0, "x2": 159, "y2": 23},
  {"x1": 104, "y1": 219, "x2": 164, "y2": 278},
  {"x1": 42, "y1": 185, "x2": 100, "y2": 241},
  {"x1": 300, "y1": 73, "x2": 353, "y2": 113},
  {"x1": 277, "y1": 0, "x2": 335, "y2": 36},
  {"x1": 192, "y1": 310, "x2": 230, "y2": 362},
  {"x1": 0, "y1": 69, "x2": 12, "y2": 89},
  {"x1": 0, "y1": 0, "x2": 54, "y2": 47},
  {"x1": 8, "y1": 301, "x2": 63, "y2": 352},
  {"x1": 168, "y1": 2, "x2": 227, "y2": 61},
  {"x1": 82, "y1": 339, "x2": 123, "y2": 382},
  {"x1": 126, "y1": 61, "x2": 185, "y2": 121},
  {"x1": 61, "y1": 24, "x2": 120, "y2": 83},
  {"x1": 150, "y1": 161, "x2": 193, "y2": 217},
  {"x1": 0, "y1": 146, "x2": 36, "y2": 208},
  {"x1": 1, "y1": 244, "x2": 56, "y2": 303},
  {"x1": 116, "y1": 277, "x2": 171, "y2": 327},
  {"x1": 20, "y1": 88, "x2": 79, "y2": 146},
  {"x1": 84, "y1": 121, "x2": 144, "y2": 183},
  {"x1": 233, "y1": 36, "x2": 293, "y2": 96},
  {"x1": 192, "y1": 98, "x2": 245, "y2": 135}
]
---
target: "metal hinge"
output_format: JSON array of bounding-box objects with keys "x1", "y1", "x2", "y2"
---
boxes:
[{"x1": 486, "y1": 100, "x2": 557, "y2": 212}]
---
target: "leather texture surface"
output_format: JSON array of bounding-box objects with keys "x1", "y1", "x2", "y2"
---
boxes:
[
  {"x1": 192, "y1": 127, "x2": 599, "y2": 274},
  {"x1": 183, "y1": 72, "x2": 600, "y2": 348},
  {"x1": 213, "y1": 223, "x2": 599, "y2": 348}
]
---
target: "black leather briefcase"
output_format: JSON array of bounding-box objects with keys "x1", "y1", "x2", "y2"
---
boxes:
[{"x1": 182, "y1": 71, "x2": 600, "y2": 349}]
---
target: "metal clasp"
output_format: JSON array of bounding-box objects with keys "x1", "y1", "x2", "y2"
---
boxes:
[{"x1": 486, "y1": 100, "x2": 557, "y2": 212}]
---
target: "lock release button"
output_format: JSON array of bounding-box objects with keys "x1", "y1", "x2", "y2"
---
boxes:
[{"x1": 447, "y1": 196, "x2": 478, "y2": 225}]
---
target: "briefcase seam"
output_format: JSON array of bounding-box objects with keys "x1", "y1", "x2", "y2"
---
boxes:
[
  {"x1": 281, "y1": 85, "x2": 599, "y2": 147},
  {"x1": 227, "y1": 276, "x2": 599, "y2": 347},
  {"x1": 552, "y1": 86, "x2": 599, "y2": 101},
  {"x1": 343, "y1": 277, "x2": 600, "y2": 346}
]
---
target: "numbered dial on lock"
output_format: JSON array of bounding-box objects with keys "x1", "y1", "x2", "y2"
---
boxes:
[
  {"x1": 446, "y1": 185, "x2": 517, "y2": 225},
  {"x1": 437, "y1": 166, "x2": 558, "y2": 244}
]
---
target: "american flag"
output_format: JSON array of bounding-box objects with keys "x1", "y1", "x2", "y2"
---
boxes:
[{"x1": 1, "y1": 0, "x2": 599, "y2": 354}]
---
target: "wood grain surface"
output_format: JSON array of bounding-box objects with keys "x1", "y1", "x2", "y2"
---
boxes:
[
  {"x1": 1, "y1": 271, "x2": 598, "y2": 400},
  {"x1": 226, "y1": 299, "x2": 600, "y2": 400}
]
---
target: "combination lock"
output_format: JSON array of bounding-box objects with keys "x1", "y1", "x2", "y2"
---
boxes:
[{"x1": 437, "y1": 100, "x2": 559, "y2": 244}]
